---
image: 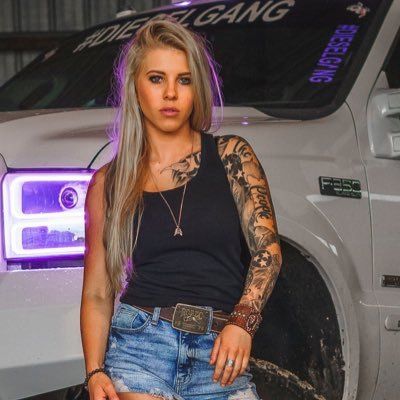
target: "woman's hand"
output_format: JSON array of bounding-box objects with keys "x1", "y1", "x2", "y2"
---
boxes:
[
  {"x1": 209, "y1": 324, "x2": 252, "y2": 387},
  {"x1": 87, "y1": 372, "x2": 120, "y2": 400}
]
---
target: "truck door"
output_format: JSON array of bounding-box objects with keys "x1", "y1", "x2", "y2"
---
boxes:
[{"x1": 364, "y1": 26, "x2": 400, "y2": 399}]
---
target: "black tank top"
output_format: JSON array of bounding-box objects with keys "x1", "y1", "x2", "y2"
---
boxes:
[{"x1": 119, "y1": 131, "x2": 251, "y2": 313}]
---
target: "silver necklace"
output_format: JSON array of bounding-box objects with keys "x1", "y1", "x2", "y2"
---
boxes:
[{"x1": 149, "y1": 130, "x2": 196, "y2": 237}]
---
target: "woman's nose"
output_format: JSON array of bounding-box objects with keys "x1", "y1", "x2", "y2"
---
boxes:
[{"x1": 164, "y1": 81, "x2": 177, "y2": 99}]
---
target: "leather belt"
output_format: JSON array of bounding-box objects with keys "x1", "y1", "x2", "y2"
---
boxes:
[{"x1": 133, "y1": 302, "x2": 230, "y2": 335}]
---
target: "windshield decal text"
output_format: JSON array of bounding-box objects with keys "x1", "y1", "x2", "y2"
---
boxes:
[
  {"x1": 308, "y1": 24, "x2": 359, "y2": 84},
  {"x1": 72, "y1": 0, "x2": 295, "y2": 53}
]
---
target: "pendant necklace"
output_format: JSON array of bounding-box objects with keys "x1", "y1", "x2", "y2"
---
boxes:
[{"x1": 149, "y1": 130, "x2": 196, "y2": 237}]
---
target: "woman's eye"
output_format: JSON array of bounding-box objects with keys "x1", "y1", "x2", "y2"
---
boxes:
[
  {"x1": 149, "y1": 75, "x2": 162, "y2": 83},
  {"x1": 148, "y1": 76, "x2": 191, "y2": 85},
  {"x1": 179, "y1": 77, "x2": 191, "y2": 85}
]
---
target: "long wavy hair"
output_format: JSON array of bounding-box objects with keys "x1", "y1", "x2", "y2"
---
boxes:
[{"x1": 102, "y1": 15, "x2": 224, "y2": 299}]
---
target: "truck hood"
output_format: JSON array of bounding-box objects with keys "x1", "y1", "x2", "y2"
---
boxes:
[
  {"x1": 0, "y1": 108, "x2": 115, "y2": 168},
  {"x1": 0, "y1": 106, "x2": 282, "y2": 169}
]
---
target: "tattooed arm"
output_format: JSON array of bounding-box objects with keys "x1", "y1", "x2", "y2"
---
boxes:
[{"x1": 215, "y1": 134, "x2": 282, "y2": 313}]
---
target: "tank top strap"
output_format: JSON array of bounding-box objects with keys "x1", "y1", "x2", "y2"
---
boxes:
[{"x1": 201, "y1": 131, "x2": 220, "y2": 169}]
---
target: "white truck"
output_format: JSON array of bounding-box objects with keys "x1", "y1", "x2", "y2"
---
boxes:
[{"x1": 0, "y1": 1, "x2": 399, "y2": 399}]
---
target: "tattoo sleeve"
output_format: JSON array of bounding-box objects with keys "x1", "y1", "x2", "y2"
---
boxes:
[{"x1": 216, "y1": 134, "x2": 282, "y2": 313}]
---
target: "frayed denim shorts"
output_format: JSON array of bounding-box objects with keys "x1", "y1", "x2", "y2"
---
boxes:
[{"x1": 103, "y1": 302, "x2": 262, "y2": 400}]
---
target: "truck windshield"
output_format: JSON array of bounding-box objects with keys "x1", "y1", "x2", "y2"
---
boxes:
[{"x1": 0, "y1": 0, "x2": 389, "y2": 117}]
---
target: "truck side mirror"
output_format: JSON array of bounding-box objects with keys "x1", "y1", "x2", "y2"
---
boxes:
[{"x1": 367, "y1": 89, "x2": 400, "y2": 159}]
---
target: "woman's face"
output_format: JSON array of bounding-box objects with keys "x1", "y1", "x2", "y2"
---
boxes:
[{"x1": 135, "y1": 46, "x2": 194, "y2": 133}]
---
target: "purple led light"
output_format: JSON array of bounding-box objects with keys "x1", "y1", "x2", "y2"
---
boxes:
[
  {"x1": 60, "y1": 187, "x2": 79, "y2": 209},
  {"x1": 2, "y1": 170, "x2": 94, "y2": 260},
  {"x1": 22, "y1": 225, "x2": 83, "y2": 250},
  {"x1": 21, "y1": 180, "x2": 86, "y2": 213}
]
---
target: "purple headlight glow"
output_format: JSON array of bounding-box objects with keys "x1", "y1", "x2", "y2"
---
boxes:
[
  {"x1": 2, "y1": 170, "x2": 94, "y2": 260},
  {"x1": 60, "y1": 187, "x2": 79, "y2": 209},
  {"x1": 21, "y1": 180, "x2": 86, "y2": 213}
]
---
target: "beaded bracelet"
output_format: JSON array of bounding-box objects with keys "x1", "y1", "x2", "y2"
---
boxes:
[
  {"x1": 225, "y1": 303, "x2": 263, "y2": 338},
  {"x1": 83, "y1": 367, "x2": 108, "y2": 391}
]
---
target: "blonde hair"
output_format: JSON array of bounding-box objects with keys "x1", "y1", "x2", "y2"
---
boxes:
[{"x1": 102, "y1": 15, "x2": 223, "y2": 299}]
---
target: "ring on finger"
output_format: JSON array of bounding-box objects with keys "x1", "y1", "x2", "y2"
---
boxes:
[{"x1": 225, "y1": 358, "x2": 235, "y2": 367}]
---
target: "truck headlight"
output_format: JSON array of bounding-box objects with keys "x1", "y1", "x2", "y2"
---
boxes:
[{"x1": 1, "y1": 169, "x2": 94, "y2": 260}]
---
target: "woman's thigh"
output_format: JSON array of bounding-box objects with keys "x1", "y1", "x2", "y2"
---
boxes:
[
  {"x1": 178, "y1": 327, "x2": 261, "y2": 399},
  {"x1": 104, "y1": 303, "x2": 183, "y2": 399}
]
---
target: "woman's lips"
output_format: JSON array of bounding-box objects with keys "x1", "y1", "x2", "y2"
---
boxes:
[{"x1": 160, "y1": 108, "x2": 179, "y2": 116}]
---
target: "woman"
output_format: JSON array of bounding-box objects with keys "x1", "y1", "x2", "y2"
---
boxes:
[{"x1": 80, "y1": 15, "x2": 282, "y2": 400}]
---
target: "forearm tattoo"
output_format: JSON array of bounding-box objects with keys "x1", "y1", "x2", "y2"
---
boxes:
[{"x1": 216, "y1": 135, "x2": 282, "y2": 313}]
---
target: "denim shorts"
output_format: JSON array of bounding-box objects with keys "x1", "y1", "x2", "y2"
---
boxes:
[{"x1": 103, "y1": 302, "x2": 262, "y2": 400}]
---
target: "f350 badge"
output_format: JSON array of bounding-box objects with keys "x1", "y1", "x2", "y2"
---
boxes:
[{"x1": 319, "y1": 176, "x2": 362, "y2": 199}]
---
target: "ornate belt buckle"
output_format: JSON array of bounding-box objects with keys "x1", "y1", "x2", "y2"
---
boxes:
[{"x1": 172, "y1": 303, "x2": 211, "y2": 334}]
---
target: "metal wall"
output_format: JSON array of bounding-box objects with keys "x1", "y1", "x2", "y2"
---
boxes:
[{"x1": 0, "y1": 0, "x2": 170, "y2": 86}]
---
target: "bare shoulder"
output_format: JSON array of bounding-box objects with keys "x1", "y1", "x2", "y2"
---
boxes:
[
  {"x1": 97, "y1": 162, "x2": 111, "y2": 176},
  {"x1": 88, "y1": 162, "x2": 109, "y2": 188},
  {"x1": 84, "y1": 162, "x2": 111, "y2": 232},
  {"x1": 86, "y1": 162, "x2": 111, "y2": 204}
]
